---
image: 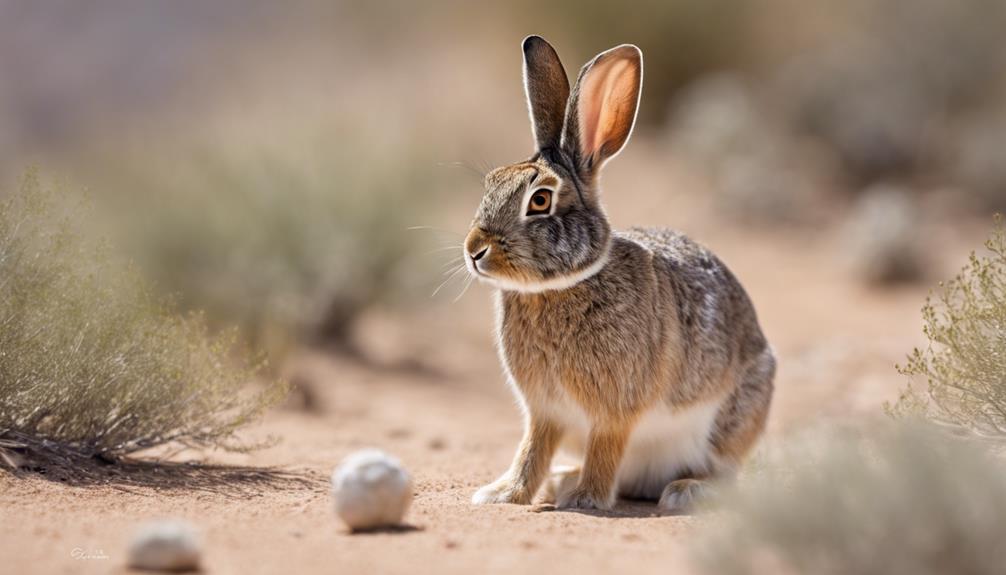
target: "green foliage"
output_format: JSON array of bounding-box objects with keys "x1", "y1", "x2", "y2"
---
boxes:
[
  {"x1": 694, "y1": 424, "x2": 1006, "y2": 575},
  {"x1": 890, "y1": 216, "x2": 1006, "y2": 438},
  {"x1": 0, "y1": 172, "x2": 286, "y2": 459}
]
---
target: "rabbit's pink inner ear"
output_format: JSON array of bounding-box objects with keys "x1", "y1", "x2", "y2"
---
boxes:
[{"x1": 578, "y1": 47, "x2": 641, "y2": 166}]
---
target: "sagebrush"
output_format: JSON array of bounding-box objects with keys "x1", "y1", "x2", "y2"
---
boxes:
[
  {"x1": 694, "y1": 424, "x2": 1006, "y2": 575},
  {"x1": 890, "y1": 216, "x2": 1006, "y2": 438},
  {"x1": 0, "y1": 172, "x2": 287, "y2": 463},
  {"x1": 85, "y1": 119, "x2": 433, "y2": 352}
]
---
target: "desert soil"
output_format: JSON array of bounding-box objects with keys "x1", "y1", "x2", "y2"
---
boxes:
[{"x1": 0, "y1": 153, "x2": 980, "y2": 574}]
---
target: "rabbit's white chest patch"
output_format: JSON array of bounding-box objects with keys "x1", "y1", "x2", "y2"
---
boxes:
[{"x1": 553, "y1": 397, "x2": 723, "y2": 500}]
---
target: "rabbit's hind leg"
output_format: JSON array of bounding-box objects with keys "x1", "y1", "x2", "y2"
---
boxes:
[
  {"x1": 710, "y1": 349, "x2": 775, "y2": 467},
  {"x1": 657, "y1": 476, "x2": 709, "y2": 513},
  {"x1": 659, "y1": 350, "x2": 775, "y2": 514}
]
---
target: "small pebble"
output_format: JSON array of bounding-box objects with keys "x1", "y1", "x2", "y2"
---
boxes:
[
  {"x1": 128, "y1": 519, "x2": 201, "y2": 572},
  {"x1": 331, "y1": 449, "x2": 413, "y2": 531}
]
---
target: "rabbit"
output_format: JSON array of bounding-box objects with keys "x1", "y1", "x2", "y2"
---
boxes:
[{"x1": 465, "y1": 36, "x2": 775, "y2": 512}]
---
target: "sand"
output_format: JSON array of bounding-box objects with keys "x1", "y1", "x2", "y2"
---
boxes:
[{"x1": 0, "y1": 155, "x2": 980, "y2": 574}]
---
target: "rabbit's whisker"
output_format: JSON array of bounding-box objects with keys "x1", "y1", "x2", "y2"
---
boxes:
[
  {"x1": 407, "y1": 225, "x2": 463, "y2": 239},
  {"x1": 425, "y1": 245, "x2": 464, "y2": 256},
  {"x1": 468, "y1": 154, "x2": 495, "y2": 178},
  {"x1": 432, "y1": 264, "x2": 468, "y2": 297},
  {"x1": 453, "y1": 273, "x2": 476, "y2": 303},
  {"x1": 442, "y1": 261, "x2": 468, "y2": 276},
  {"x1": 440, "y1": 256, "x2": 464, "y2": 270},
  {"x1": 437, "y1": 160, "x2": 487, "y2": 181}
]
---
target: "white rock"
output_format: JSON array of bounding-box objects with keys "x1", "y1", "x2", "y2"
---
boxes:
[
  {"x1": 128, "y1": 519, "x2": 201, "y2": 572},
  {"x1": 331, "y1": 449, "x2": 412, "y2": 531}
]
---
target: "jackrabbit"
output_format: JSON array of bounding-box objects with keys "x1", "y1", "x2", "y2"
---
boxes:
[{"x1": 465, "y1": 36, "x2": 775, "y2": 511}]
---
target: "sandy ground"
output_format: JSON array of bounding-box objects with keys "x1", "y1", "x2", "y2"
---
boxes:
[
  {"x1": 0, "y1": 349, "x2": 699, "y2": 575},
  {"x1": 0, "y1": 151, "x2": 983, "y2": 574}
]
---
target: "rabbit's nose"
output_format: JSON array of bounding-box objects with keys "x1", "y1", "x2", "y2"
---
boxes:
[{"x1": 470, "y1": 245, "x2": 489, "y2": 261}]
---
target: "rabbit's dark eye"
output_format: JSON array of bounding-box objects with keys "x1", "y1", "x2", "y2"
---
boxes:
[{"x1": 526, "y1": 189, "x2": 553, "y2": 216}]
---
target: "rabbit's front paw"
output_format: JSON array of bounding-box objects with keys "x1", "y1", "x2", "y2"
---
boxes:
[
  {"x1": 557, "y1": 486, "x2": 613, "y2": 510},
  {"x1": 471, "y1": 477, "x2": 532, "y2": 505}
]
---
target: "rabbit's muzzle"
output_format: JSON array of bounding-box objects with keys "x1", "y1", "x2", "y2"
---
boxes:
[
  {"x1": 465, "y1": 226, "x2": 496, "y2": 265},
  {"x1": 464, "y1": 227, "x2": 523, "y2": 283}
]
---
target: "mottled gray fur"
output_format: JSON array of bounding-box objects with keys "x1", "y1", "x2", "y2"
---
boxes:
[{"x1": 466, "y1": 36, "x2": 774, "y2": 511}]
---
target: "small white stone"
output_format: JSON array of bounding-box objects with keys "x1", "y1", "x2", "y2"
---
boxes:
[
  {"x1": 128, "y1": 519, "x2": 201, "y2": 572},
  {"x1": 331, "y1": 449, "x2": 413, "y2": 531}
]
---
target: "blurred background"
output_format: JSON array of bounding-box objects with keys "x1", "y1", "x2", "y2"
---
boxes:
[
  {"x1": 1, "y1": 0, "x2": 1003, "y2": 430},
  {"x1": 5, "y1": 3, "x2": 1006, "y2": 573}
]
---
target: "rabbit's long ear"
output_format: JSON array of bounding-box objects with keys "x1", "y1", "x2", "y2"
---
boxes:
[
  {"x1": 562, "y1": 45, "x2": 642, "y2": 174},
  {"x1": 522, "y1": 36, "x2": 570, "y2": 152}
]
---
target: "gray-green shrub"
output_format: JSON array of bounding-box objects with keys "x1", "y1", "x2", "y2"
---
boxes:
[
  {"x1": 694, "y1": 424, "x2": 1006, "y2": 575},
  {"x1": 87, "y1": 120, "x2": 433, "y2": 351},
  {"x1": 891, "y1": 216, "x2": 1006, "y2": 438},
  {"x1": 0, "y1": 172, "x2": 286, "y2": 460}
]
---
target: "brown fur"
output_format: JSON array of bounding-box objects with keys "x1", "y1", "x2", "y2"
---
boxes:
[
  {"x1": 474, "y1": 417, "x2": 563, "y2": 505},
  {"x1": 468, "y1": 37, "x2": 775, "y2": 511},
  {"x1": 558, "y1": 424, "x2": 633, "y2": 509}
]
